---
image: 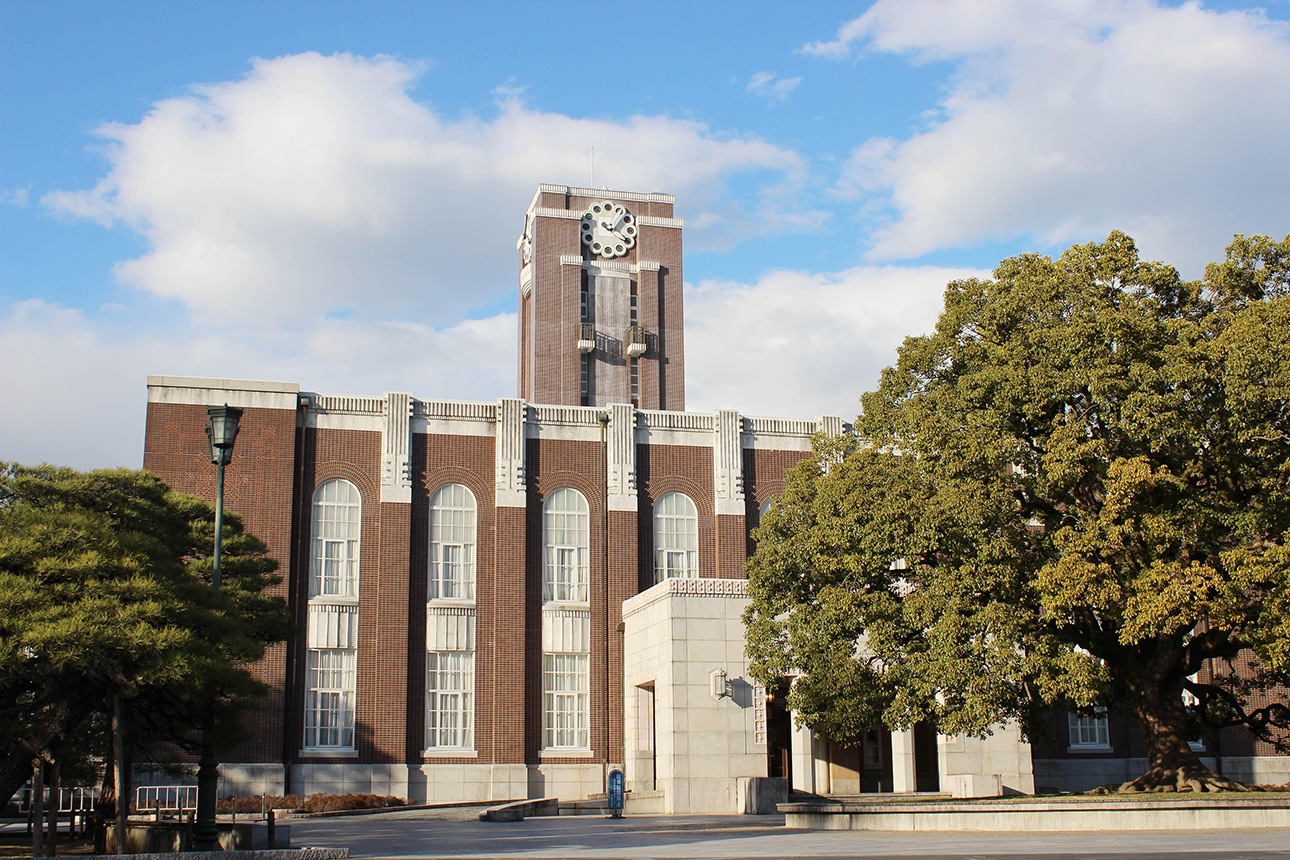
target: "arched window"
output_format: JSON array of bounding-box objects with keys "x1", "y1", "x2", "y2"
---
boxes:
[
  {"x1": 758, "y1": 497, "x2": 775, "y2": 524},
  {"x1": 654, "y1": 492, "x2": 698, "y2": 582},
  {"x1": 543, "y1": 488, "x2": 589, "y2": 602},
  {"x1": 429, "y1": 483, "x2": 476, "y2": 601},
  {"x1": 311, "y1": 479, "x2": 361, "y2": 599}
]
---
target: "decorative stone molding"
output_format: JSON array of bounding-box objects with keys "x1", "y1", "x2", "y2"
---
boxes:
[
  {"x1": 753, "y1": 685, "x2": 768, "y2": 745},
  {"x1": 529, "y1": 405, "x2": 605, "y2": 427},
  {"x1": 744, "y1": 416, "x2": 817, "y2": 437},
  {"x1": 636, "y1": 215, "x2": 683, "y2": 229},
  {"x1": 665, "y1": 576, "x2": 749, "y2": 598},
  {"x1": 560, "y1": 256, "x2": 661, "y2": 273},
  {"x1": 311, "y1": 394, "x2": 386, "y2": 414},
  {"x1": 714, "y1": 409, "x2": 745, "y2": 516},
  {"x1": 381, "y1": 392, "x2": 413, "y2": 504},
  {"x1": 637, "y1": 410, "x2": 715, "y2": 432},
  {"x1": 495, "y1": 398, "x2": 527, "y2": 508},
  {"x1": 307, "y1": 602, "x2": 359, "y2": 649},
  {"x1": 415, "y1": 400, "x2": 497, "y2": 421},
  {"x1": 542, "y1": 607, "x2": 591, "y2": 652},
  {"x1": 426, "y1": 605, "x2": 476, "y2": 651},
  {"x1": 607, "y1": 402, "x2": 637, "y2": 512},
  {"x1": 816, "y1": 415, "x2": 846, "y2": 437},
  {"x1": 537, "y1": 183, "x2": 674, "y2": 204}
]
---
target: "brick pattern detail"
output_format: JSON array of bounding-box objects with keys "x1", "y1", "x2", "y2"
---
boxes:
[{"x1": 143, "y1": 400, "x2": 298, "y2": 766}]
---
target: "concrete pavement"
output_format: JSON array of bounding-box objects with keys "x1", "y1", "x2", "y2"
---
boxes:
[{"x1": 286, "y1": 808, "x2": 1290, "y2": 859}]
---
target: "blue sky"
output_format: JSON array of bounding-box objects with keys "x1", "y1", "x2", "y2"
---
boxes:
[{"x1": 4, "y1": 0, "x2": 1290, "y2": 468}]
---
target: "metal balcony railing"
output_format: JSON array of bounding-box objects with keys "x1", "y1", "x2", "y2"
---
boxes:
[
  {"x1": 577, "y1": 322, "x2": 596, "y2": 354},
  {"x1": 626, "y1": 325, "x2": 647, "y2": 358}
]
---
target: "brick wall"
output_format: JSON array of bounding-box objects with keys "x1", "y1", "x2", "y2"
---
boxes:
[{"x1": 143, "y1": 399, "x2": 299, "y2": 765}]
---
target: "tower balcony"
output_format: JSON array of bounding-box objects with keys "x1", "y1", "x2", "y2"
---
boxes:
[
  {"x1": 578, "y1": 322, "x2": 596, "y2": 354},
  {"x1": 626, "y1": 325, "x2": 647, "y2": 358}
]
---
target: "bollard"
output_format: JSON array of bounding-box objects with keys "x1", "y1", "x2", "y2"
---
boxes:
[{"x1": 267, "y1": 808, "x2": 275, "y2": 849}]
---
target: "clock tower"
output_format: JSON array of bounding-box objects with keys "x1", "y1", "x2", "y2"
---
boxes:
[{"x1": 517, "y1": 184, "x2": 684, "y2": 410}]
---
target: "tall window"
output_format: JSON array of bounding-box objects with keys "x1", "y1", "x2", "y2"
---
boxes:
[
  {"x1": 426, "y1": 651, "x2": 474, "y2": 749},
  {"x1": 311, "y1": 479, "x2": 361, "y2": 599},
  {"x1": 1068, "y1": 709, "x2": 1109, "y2": 748},
  {"x1": 304, "y1": 648, "x2": 356, "y2": 749},
  {"x1": 543, "y1": 653, "x2": 589, "y2": 749},
  {"x1": 544, "y1": 488, "x2": 589, "y2": 602},
  {"x1": 429, "y1": 483, "x2": 476, "y2": 600},
  {"x1": 654, "y1": 492, "x2": 698, "y2": 582}
]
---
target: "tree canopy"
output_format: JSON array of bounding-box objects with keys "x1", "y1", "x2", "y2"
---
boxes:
[
  {"x1": 0, "y1": 464, "x2": 292, "y2": 808},
  {"x1": 745, "y1": 232, "x2": 1290, "y2": 792}
]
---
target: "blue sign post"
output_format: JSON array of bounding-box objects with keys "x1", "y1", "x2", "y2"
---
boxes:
[{"x1": 607, "y1": 769, "x2": 625, "y2": 818}]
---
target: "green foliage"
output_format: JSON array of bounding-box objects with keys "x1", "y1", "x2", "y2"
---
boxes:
[
  {"x1": 745, "y1": 232, "x2": 1290, "y2": 772},
  {"x1": 0, "y1": 464, "x2": 293, "y2": 803}
]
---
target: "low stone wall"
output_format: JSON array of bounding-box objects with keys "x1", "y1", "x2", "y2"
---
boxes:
[{"x1": 781, "y1": 796, "x2": 1290, "y2": 831}]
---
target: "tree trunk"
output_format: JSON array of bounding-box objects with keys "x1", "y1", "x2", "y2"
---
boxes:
[
  {"x1": 1107, "y1": 683, "x2": 1249, "y2": 793},
  {"x1": 0, "y1": 695, "x2": 95, "y2": 811}
]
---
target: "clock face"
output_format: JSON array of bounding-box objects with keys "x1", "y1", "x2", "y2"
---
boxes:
[{"x1": 580, "y1": 200, "x2": 637, "y2": 259}]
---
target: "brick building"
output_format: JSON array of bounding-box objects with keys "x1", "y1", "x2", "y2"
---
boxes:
[{"x1": 141, "y1": 185, "x2": 1287, "y2": 811}]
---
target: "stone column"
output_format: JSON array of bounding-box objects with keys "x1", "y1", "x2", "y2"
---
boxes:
[
  {"x1": 713, "y1": 409, "x2": 747, "y2": 579},
  {"x1": 891, "y1": 728, "x2": 918, "y2": 793}
]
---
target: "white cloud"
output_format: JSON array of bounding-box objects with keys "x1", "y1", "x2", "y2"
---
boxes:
[
  {"x1": 3, "y1": 187, "x2": 29, "y2": 207},
  {"x1": 814, "y1": 0, "x2": 1290, "y2": 273},
  {"x1": 0, "y1": 298, "x2": 514, "y2": 470},
  {"x1": 45, "y1": 52, "x2": 815, "y2": 327},
  {"x1": 685, "y1": 264, "x2": 986, "y2": 420},
  {"x1": 2, "y1": 261, "x2": 983, "y2": 468},
  {"x1": 746, "y1": 71, "x2": 803, "y2": 101}
]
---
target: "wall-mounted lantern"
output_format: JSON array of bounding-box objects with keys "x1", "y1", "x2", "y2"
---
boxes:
[{"x1": 710, "y1": 667, "x2": 731, "y2": 700}]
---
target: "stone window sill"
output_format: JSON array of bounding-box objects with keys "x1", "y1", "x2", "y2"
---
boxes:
[
  {"x1": 422, "y1": 748, "x2": 479, "y2": 758},
  {"x1": 300, "y1": 748, "x2": 359, "y2": 758},
  {"x1": 1066, "y1": 744, "x2": 1113, "y2": 754},
  {"x1": 540, "y1": 748, "x2": 594, "y2": 759}
]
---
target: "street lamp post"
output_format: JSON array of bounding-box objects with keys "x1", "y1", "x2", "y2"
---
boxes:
[{"x1": 194, "y1": 404, "x2": 242, "y2": 851}]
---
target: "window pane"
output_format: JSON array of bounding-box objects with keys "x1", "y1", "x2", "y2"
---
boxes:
[{"x1": 311, "y1": 480, "x2": 361, "y2": 599}]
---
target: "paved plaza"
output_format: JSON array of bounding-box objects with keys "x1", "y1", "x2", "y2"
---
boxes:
[{"x1": 286, "y1": 808, "x2": 1290, "y2": 860}]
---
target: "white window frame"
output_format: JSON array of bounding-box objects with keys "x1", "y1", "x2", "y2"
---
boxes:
[
  {"x1": 654, "y1": 492, "x2": 698, "y2": 583},
  {"x1": 543, "y1": 488, "x2": 589, "y2": 603},
  {"x1": 1067, "y1": 708, "x2": 1111, "y2": 751},
  {"x1": 429, "y1": 483, "x2": 477, "y2": 601},
  {"x1": 310, "y1": 479, "x2": 361, "y2": 600},
  {"x1": 303, "y1": 648, "x2": 356, "y2": 751},
  {"x1": 425, "y1": 650, "x2": 474, "y2": 751},
  {"x1": 542, "y1": 652, "x2": 590, "y2": 751}
]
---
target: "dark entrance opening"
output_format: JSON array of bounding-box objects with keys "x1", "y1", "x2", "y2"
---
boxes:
[
  {"x1": 766, "y1": 682, "x2": 792, "y2": 788},
  {"x1": 913, "y1": 721, "x2": 940, "y2": 792}
]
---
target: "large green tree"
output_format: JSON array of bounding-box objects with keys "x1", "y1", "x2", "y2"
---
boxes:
[
  {"x1": 746, "y1": 232, "x2": 1290, "y2": 792},
  {"x1": 0, "y1": 464, "x2": 291, "y2": 808}
]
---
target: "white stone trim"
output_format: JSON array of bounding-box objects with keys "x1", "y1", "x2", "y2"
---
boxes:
[
  {"x1": 638, "y1": 410, "x2": 716, "y2": 432},
  {"x1": 636, "y1": 215, "x2": 683, "y2": 229},
  {"x1": 309, "y1": 394, "x2": 385, "y2": 414},
  {"x1": 422, "y1": 749, "x2": 479, "y2": 758},
  {"x1": 536, "y1": 183, "x2": 674, "y2": 204},
  {"x1": 299, "y1": 748, "x2": 359, "y2": 759},
  {"x1": 622, "y1": 576, "x2": 749, "y2": 614},
  {"x1": 148, "y1": 377, "x2": 300, "y2": 411},
  {"x1": 305, "y1": 412, "x2": 384, "y2": 433},
  {"x1": 560, "y1": 256, "x2": 662, "y2": 274},
  {"x1": 495, "y1": 398, "x2": 527, "y2": 508},
  {"x1": 426, "y1": 604, "x2": 476, "y2": 651},
  {"x1": 713, "y1": 409, "x2": 745, "y2": 516},
  {"x1": 607, "y1": 403, "x2": 638, "y2": 512},
  {"x1": 147, "y1": 375, "x2": 299, "y2": 394},
  {"x1": 381, "y1": 392, "x2": 413, "y2": 504},
  {"x1": 539, "y1": 748, "x2": 595, "y2": 759},
  {"x1": 542, "y1": 607, "x2": 591, "y2": 652},
  {"x1": 307, "y1": 602, "x2": 360, "y2": 649},
  {"x1": 532, "y1": 207, "x2": 584, "y2": 221}
]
